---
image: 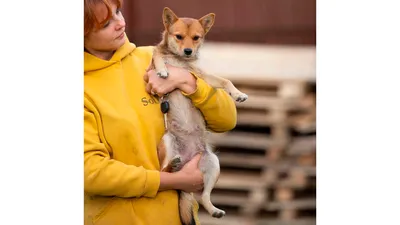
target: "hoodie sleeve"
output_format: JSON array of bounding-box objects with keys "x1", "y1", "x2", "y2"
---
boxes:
[
  {"x1": 182, "y1": 73, "x2": 237, "y2": 133},
  {"x1": 84, "y1": 108, "x2": 160, "y2": 198}
]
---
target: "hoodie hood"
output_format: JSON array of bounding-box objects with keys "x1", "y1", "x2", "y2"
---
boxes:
[{"x1": 84, "y1": 35, "x2": 136, "y2": 73}]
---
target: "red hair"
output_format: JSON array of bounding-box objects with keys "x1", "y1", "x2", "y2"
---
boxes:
[{"x1": 84, "y1": 0, "x2": 123, "y2": 36}]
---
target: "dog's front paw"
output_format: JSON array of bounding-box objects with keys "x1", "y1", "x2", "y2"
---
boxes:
[
  {"x1": 157, "y1": 70, "x2": 169, "y2": 78},
  {"x1": 230, "y1": 91, "x2": 248, "y2": 102}
]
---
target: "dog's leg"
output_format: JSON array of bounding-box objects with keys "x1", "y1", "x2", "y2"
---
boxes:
[
  {"x1": 198, "y1": 148, "x2": 226, "y2": 218},
  {"x1": 200, "y1": 72, "x2": 248, "y2": 102},
  {"x1": 153, "y1": 48, "x2": 169, "y2": 78},
  {"x1": 159, "y1": 133, "x2": 181, "y2": 172},
  {"x1": 161, "y1": 155, "x2": 182, "y2": 172}
]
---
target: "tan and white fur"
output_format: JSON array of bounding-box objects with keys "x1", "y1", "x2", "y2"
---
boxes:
[{"x1": 151, "y1": 7, "x2": 248, "y2": 225}]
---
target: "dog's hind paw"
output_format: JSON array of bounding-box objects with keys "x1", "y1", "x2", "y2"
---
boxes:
[
  {"x1": 212, "y1": 209, "x2": 226, "y2": 218},
  {"x1": 171, "y1": 155, "x2": 182, "y2": 172},
  {"x1": 230, "y1": 92, "x2": 248, "y2": 102}
]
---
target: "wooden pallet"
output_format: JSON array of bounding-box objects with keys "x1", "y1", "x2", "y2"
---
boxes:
[
  {"x1": 287, "y1": 87, "x2": 316, "y2": 134},
  {"x1": 231, "y1": 78, "x2": 308, "y2": 99},
  {"x1": 192, "y1": 42, "x2": 316, "y2": 224},
  {"x1": 232, "y1": 80, "x2": 316, "y2": 131},
  {"x1": 199, "y1": 77, "x2": 316, "y2": 225},
  {"x1": 198, "y1": 212, "x2": 316, "y2": 225},
  {"x1": 202, "y1": 142, "x2": 316, "y2": 223},
  {"x1": 198, "y1": 171, "x2": 316, "y2": 225}
]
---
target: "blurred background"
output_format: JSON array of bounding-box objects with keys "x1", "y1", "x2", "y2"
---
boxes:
[{"x1": 123, "y1": 1, "x2": 316, "y2": 224}]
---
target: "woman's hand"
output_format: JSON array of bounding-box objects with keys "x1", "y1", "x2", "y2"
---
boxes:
[
  {"x1": 144, "y1": 64, "x2": 197, "y2": 96},
  {"x1": 159, "y1": 154, "x2": 204, "y2": 193},
  {"x1": 175, "y1": 154, "x2": 204, "y2": 193}
]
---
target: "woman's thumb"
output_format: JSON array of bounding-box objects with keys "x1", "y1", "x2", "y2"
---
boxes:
[{"x1": 190, "y1": 154, "x2": 202, "y2": 166}]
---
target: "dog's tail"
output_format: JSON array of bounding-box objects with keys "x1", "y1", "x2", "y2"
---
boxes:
[{"x1": 179, "y1": 191, "x2": 196, "y2": 225}]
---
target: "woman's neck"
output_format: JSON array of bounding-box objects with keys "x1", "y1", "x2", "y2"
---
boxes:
[{"x1": 85, "y1": 48, "x2": 114, "y2": 61}]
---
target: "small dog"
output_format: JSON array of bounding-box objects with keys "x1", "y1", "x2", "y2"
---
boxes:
[{"x1": 151, "y1": 7, "x2": 248, "y2": 225}]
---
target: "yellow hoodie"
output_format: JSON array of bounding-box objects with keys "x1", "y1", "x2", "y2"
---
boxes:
[{"x1": 84, "y1": 37, "x2": 237, "y2": 225}]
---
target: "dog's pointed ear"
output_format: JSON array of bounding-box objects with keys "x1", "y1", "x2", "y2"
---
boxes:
[
  {"x1": 163, "y1": 7, "x2": 178, "y2": 30},
  {"x1": 199, "y1": 13, "x2": 215, "y2": 34}
]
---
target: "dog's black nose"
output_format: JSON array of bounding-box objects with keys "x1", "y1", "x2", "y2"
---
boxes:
[{"x1": 184, "y1": 48, "x2": 193, "y2": 56}]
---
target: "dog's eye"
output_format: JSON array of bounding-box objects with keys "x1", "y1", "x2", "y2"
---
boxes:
[
  {"x1": 176, "y1": 35, "x2": 183, "y2": 40},
  {"x1": 193, "y1": 36, "x2": 200, "y2": 41}
]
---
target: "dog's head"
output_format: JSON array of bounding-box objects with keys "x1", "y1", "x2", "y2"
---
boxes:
[{"x1": 162, "y1": 7, "x2": 215, "y2": 59}]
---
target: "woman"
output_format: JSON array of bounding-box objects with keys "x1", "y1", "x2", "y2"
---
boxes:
[{"x1": 84, "y1": 0, "x2": 237, "y2": 224}]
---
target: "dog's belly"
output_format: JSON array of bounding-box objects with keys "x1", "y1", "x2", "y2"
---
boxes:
[
  {"x1": 166, "y1": 90, "x2": 208, "y2": 166},
  {"x1": 173, "y1": 134, "x2": 206, "y2": 165}
]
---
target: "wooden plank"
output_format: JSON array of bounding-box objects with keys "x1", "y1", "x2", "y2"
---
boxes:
[
  {"x1": 236, "y1": 107, "x2": 314, "y2": 127},
  {"x1": 208, "y1": 193, "x2": 249, "y2": 206},
  {"x1": 210, "y1": 132, "x2": 272, "y2": 150},
  {"x1": 257, "y1": 218, "x2": 316, "y2": 225},
  {"x1": 279, "y1": 209, "x2": 297, "y2": 221},
  {"x1": 217, "y1": 152, "x2": 316, "y2": 176},
  {"x1": 218, "y1": 152, "x2": 267, "y2": 168},
  {"x1": 275, "y1": 188, "x2": 293, "y2": 201},
  {"x1": 273, "y1": 162, "x2": 316, "y2": 177},
  {"x1": 218, "y1": 169, "x2": 315, "y2": 190},
  {"x1": 235, "y1": 96, "x2": 305, "y2": 112},
  {"x1": 233, "y1": 86, "x2": 279, "y2": 98},
  {"x1": 296, "y1": 154, "x2": 316, "y2": 167},
  {"x1": 288, "y1": 169, "x2": 308, "y2": 187},
  {"x1": 275, "y1": 178, "x2": 307, "y2": 189},
  {"x1": 198, "y1": 213, "x2": 316, "y2": 225},
  {"x1": 287, "y1": 137, "x2": 316, "y2": 155},
  {"x1": 198, "y1": 213, "x2": 251, "y2": 225},
  {"x1": 216, "y1": 171, "x2": 264, "y2": 190},
  {"x1": 290, "y1": 116, "x2": 316, "y2": 134},
  {"x1": 234, "y1": 95, "x2": 286, "y2": 110},
  {"x1": 236, "y1": 110, "x2": 273, "y2": 126},
  {"x1": 266, "y1": 199, "x2": 316, "y2": 210},
  {"x1": 256, "y1": 218, "x2": 316, "y2": 225},
  {"x1": 279, "y1": 82, "x2": 307, "y2": 99},
  {"x1": 234, "y1": 81, "x2": 307, "y2": 99}
]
